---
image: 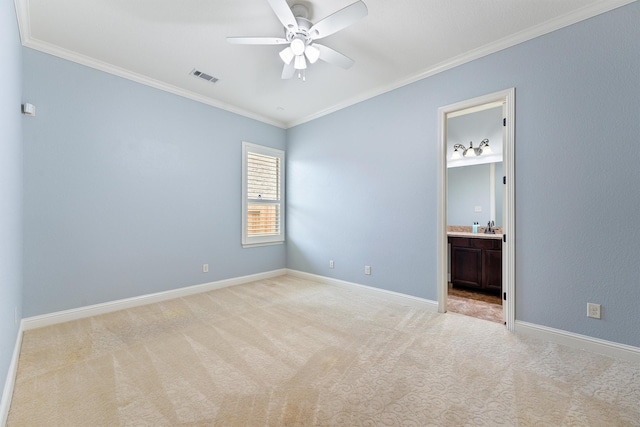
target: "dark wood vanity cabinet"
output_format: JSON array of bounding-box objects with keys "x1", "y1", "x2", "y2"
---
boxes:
[{"x1": 449, "y1": 237, "x2": 502, "y2": 295}]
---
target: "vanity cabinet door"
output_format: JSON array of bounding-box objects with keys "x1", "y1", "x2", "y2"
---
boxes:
[
  {"x1": 451, "y1": 246, "x2": 483, "y2": 289},
  {"x1": 483, "y1": 248, "x2": 502, "y2": 293}
]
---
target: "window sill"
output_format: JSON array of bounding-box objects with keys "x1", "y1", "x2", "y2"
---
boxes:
[{"x1": 242, "y1": 241, "x2": 284, "y2": 249}]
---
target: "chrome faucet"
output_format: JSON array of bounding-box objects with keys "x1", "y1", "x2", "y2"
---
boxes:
[{"x1": 485, "y1": 220, "x2": 495, "y2": 234}]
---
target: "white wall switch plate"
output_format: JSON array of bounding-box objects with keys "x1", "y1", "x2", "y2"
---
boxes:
[
  {"x1": 329, "y1": 260, "x2": 334, "y2": 269},
  {"x1": 474, "y1": 205, "x2": 482, "y2": 212},
  {"x1": 203, "y1": 264, "x2": 209, "y2": 273},
  {"x1": 365, "y1": 265, "x2": 371, "y2": 275},
  {"x1": 22, "y1": 103, "x2": 36, "y2": 116}
]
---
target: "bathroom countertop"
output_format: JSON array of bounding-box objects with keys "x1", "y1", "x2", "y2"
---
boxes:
[{"x1": 447, "y1": 231, "x2": 503, "y2": 240}]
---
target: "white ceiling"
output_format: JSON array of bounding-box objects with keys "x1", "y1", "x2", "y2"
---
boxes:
[{"x1": 15, "y1": 0, "x2": 633, "y2": 128}]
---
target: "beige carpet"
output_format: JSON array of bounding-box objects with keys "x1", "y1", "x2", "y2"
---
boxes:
[{"x1": 8, "y1": 275, "x2": 640, "y2": 426}]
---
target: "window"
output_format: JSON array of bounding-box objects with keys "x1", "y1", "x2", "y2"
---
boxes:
[{"x1": 242, "y1": 142, "x2": 285, "y2": 247}]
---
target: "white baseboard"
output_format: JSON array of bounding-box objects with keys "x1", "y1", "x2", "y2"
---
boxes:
[
  {"x1": 515, "y1": 320, "x2": 640, "y2": 363},
  {"x1": 1, "y1": 323, "x2": 24, "y2": 426},
  {"x1": 286, "y1": 269, "x2": 439, "y2": 312},
  {"x1": 22, "y1": 269, "x2": 288, "y2": 331}
]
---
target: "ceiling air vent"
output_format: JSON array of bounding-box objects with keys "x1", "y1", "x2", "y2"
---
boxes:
[{"x1": 190, "y1": 69, "x2": 219, "y2": 84}]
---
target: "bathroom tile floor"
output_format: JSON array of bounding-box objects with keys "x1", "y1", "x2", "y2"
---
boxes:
[{"x1": 447, "y1": 287, "x2": 504, "y2": 324}]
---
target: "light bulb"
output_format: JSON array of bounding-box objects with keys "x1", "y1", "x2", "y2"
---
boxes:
[
  {"x1": 279, "y1": 47, "x2": 294, "y2": 64},
  {"x1": 464, "y1": 142, "x2": 476, "y2": 157},
  {"x1": 305, "y1": 44, "x2": 320, "y2": 64},
  {"x1": 294, "y1": 54, "x2": 307, "y2": 70}
]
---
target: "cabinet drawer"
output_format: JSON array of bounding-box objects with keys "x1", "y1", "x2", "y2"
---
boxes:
[
  {"x1": 449, "y1": 236, "x2": 501, "y2": 250},
  {"x1": 448, "y1": 237, "x2": 470, "y2": 247},
  {"x1": 471, "y1": 238, "x2": 501, "y2": 250}
]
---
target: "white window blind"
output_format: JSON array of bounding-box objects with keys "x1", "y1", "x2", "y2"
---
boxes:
[{"x1": 242, "y1": 142, "x2": 285, "y2": 247}]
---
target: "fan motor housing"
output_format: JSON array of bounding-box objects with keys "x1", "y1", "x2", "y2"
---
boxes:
[{"x1": 285, "y1": 16, "x2": 313, "y2": 41}]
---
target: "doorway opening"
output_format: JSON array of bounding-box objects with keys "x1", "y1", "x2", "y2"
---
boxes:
[{"x1": 437, "y1": 88, "x2": 515, "y2": 330}]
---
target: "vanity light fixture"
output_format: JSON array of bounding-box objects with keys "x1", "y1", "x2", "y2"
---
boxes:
[{"x1": 451, "y1": 138, "x2": 492, "y2": 160}]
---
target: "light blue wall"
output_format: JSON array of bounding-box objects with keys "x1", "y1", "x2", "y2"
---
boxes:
[
  {"x1": 287, "y1": 86, "x2": 437, "y2": 298},
  {"x1": 22, "y1": 49, "x2": 286, "y2": 317},
  {"x1": 0, "y1": 0, "x2": 23, "y2": 399},
  {"x1": 287, "y1": 2, "x2": 640, "y2": 347}
]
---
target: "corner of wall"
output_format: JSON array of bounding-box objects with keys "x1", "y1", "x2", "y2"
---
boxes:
[{"x1": 0, "y1": 323, "x2": 24, "y2": 426}]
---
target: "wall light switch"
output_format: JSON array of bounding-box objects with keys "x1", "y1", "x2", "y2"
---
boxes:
[
  {"x1": 203, "y1": 264, "x2": 209, "y2": 273},
  {"x1": 474, "y1": 206, "x2": 482, "y2": 212},
  {"x1": 365, "y1": 265, "x2": 371, "y2": 275}
]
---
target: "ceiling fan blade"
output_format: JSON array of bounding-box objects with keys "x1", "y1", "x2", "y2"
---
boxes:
[
  {"x1": 226, "y1": 37, "x2": 288, "y2": 45},
  {"x1": 315, "y1": 44, "x2": 355, "y2": 69},
  {"x1": 266, "y1": 0, "x2": 299, "y2": 32},
  {"x1": 309, "y1": 1, "x2": 368, "y2": 40},
  {"x1": 281, "y1": 62, "x2": 295, "y2": 79}
]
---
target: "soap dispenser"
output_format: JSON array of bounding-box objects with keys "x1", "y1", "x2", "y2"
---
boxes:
[{"x1": 472, "y1": 222, "x2": 478, "y2": 234}]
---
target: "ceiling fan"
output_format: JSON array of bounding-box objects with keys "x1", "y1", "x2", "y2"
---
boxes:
[{"x1": 227, "y1": 0, "x2": 368, "y2": 80}]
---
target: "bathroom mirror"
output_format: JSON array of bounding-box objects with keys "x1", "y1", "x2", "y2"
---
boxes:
[
  {"x1": 446, "y1": 105, "x2": 503, "y2": 228},
  {"x1": 448, "y1": 162, "x2": 503, "y2": 227}
]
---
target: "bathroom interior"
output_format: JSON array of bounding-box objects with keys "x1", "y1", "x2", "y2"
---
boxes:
[{"x1": 446, "y1": 103, "x2": 504, "y2": 323}]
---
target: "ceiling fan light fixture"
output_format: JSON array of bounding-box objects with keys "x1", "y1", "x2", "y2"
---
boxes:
[
  {"x1": 304, "y1": 44, "x2": 320, "y2": 64},
  {"x1": 294, "y1": 54, "x2": 307, "y2": 70},
  {"x1": 279, "y1": 46, "x2": 294, "y2": 64},
  {"x1": 227, "y1": 0, "x2": 369, "y2": 80}
]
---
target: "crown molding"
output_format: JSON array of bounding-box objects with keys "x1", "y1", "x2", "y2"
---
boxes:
[
  {"x1": 17, "y1": 38, "x2": 287, "y2": 129},
  {"x1": 285, "y1": 0, "x2": 637, "y2": 128},
  {"x1": 15, "y1": 0, "x2": 635, "y2": 130},
  {"x1": 13, "y1": 0, "x2": 29, "y2": 43}
]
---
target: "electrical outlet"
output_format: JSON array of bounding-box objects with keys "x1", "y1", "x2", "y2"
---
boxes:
[
  {"x1": 203, "y1": 264, "x2": 209, "y2": 273},
  {"x1": 329, "y1": 260, "x2": 334, "y2": 269},
  {"x1": 587, "y1": 303, "x2": 601, "y2": 319},
  {"x1": 365, "y1": 265, "x2": 371, "y2": 275}
]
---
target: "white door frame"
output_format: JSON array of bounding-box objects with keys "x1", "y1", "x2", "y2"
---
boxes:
[{"x1": 437, "y1": 88, "x2": 515, "y2": 331}]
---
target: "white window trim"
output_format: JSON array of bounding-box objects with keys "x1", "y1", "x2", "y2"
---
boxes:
[{"x1": 242, "y1": 141, "x2": 285, "y2": 248}]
